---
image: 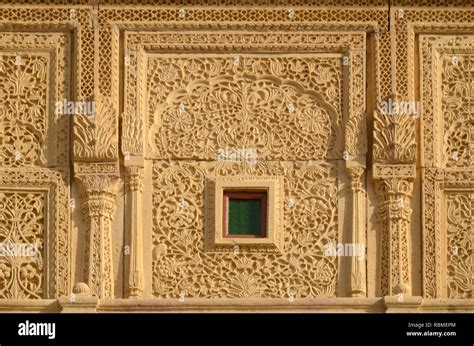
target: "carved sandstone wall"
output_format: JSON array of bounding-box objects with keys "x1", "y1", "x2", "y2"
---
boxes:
[{"x1": 0, "y1": 0, "x2": 472, "y2": 312}]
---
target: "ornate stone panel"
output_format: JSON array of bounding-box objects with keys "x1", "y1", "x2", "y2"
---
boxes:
[
  {"x1": 411, "y1": 29, "x2": 474, "y2": 299},
  {"x1": 446, "y1": 192, "x2": 473, "y2": 299},
  {"x1": 0, "y1": 32, "x2": 72, "y2": 167},
  {"x1": 118, "y1": 27, "x2": 369, "y2": 299},
  {"x1": 0, "y1": 28, "x2": 74, "y2": 300},
  {"x1": 146, "y1": 54, "x2": 342, "y2": 160},
  {"x1": 422, "y1": 169, "x2": 473, "y2": 299},
  {"x1": 0, "y1": 168, "x2": 70, "y2": 299},
  {"x1": 416, "y1": 34, "x2": 474, "y2": 168},
  {"x1": 0, "y1": 191, "x2": 45, "y2": 299},
  {"x1": 152, "y1": 160, "x2": 339, "y2": 298},
  {"x1": 119, "y1": 28, "x2": 369, "y2": 160}
]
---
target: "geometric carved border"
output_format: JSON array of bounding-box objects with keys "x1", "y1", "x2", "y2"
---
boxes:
[{"x1": 0, "y1": 167, "x2": 70, "y2": 298}]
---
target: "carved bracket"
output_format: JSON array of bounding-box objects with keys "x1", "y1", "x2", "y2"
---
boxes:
[
  {"x1": 74, "y1": 95, "x2": 118, "y2": 162},
  {"x1": 373, "y1": 94, "x2": 417, "y2": 164}
]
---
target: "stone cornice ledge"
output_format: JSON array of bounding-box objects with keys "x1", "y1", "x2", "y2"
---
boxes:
[
  {"x1": 1, "y1": 298, "x2": 474, "y2": 312},
  {"x1": 97, "y1": 298, "x2": 384, "y2": 313},
  {"x1": 383, "y1": 296, "x2": 423, "y2": 313},
  {"x1": 0, "y1": 299, "x2": 60, "y2": 313},
  {"x1": 419, "y1": 299, "x2": 474, "y2": 313},
  {"x1": 384, "y1": 297, "x2": 474, "y2": 313}
]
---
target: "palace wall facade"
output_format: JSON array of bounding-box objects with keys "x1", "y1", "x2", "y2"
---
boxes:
[{"x1": 0, "y1": 0, "x2": 472, "y2": 312}]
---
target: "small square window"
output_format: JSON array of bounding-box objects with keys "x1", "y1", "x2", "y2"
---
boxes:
[
  {"x1": 223, "y1": 191, "x2": 267, "y2": 238},
  {"x1": 204, "y1": 176, "x2": 283, "y2": 252}
]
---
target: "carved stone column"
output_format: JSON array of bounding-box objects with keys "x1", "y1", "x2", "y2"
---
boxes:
[
  {"x1": 76, "y1": 173, "x2": 119, "y2": 299},
  {"x1": 346, "y1": 165, "x2": 367, "y2": 297},
  {"x1": 374, "y1": 174, "x2": 414, "y2": 295},
  {"x1": 124, "y1": 165, "x2": 145, "y2": 298},
  {"x1": 373, "y1": 94, "x2": 417, "y2": 297}
]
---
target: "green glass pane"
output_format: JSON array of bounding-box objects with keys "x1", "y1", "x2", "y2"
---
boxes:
[{"x1": 228, "y1": 199, "x2": 261, "y2": 235}]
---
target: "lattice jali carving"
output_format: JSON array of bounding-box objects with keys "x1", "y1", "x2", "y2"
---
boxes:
[
  {"x1": 0, "y1": 168, "x2": 70, "y2": 299},
  {"x1": 102, "y1": 0, "x2": 387, "y2": 5},
  {"x1": 0, "y1": 32, "x2": 72, "y2": 167},
  {"x1": 152, "y1": 160, "x2": 338, "y2": 298}
]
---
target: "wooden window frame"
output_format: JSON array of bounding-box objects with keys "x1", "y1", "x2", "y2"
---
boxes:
[
  {"x1": 222, "y1": 190, "x2": 267, "y2": 238},
  {"x1": 204, "y1": 176, "x2": 284, "y2": 252}
]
